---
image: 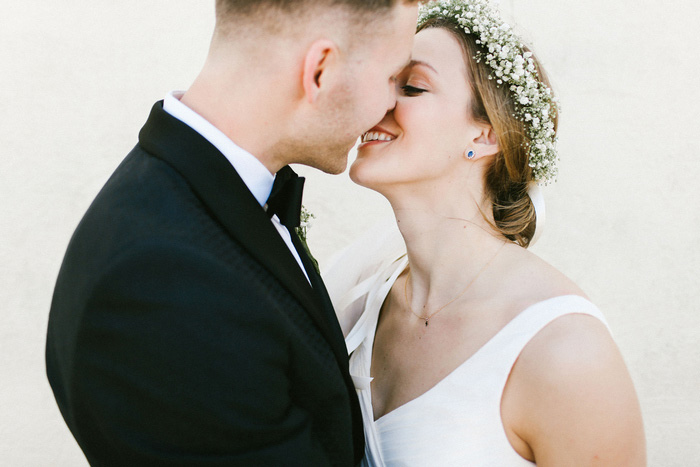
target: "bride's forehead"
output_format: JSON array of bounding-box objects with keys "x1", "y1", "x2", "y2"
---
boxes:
[{"x1": 411, "y1": 29, "x2": 467, "y2": 75}]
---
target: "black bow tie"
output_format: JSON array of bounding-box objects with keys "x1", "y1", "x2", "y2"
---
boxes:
[{"x1": 266, "y1": 166, "x2": 305, "y2": 229}]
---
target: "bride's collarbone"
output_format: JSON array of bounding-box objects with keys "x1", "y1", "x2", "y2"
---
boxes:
[
  {"x1": 368, "y1": 253, "x2": 586, "y2": 421},
  {"x1": 370, "y1": 298, "x2": 509, "y2": 419}
]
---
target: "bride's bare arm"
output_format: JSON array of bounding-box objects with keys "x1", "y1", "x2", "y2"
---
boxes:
[{"x1": 501, "y1": 313, "x2": 646, "y2": 466}]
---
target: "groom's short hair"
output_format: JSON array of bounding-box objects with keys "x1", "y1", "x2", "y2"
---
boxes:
[
  {"x1": 216, "y1": 0, "x2": 414, "y2": 15},
  {"x1": 215, "y1": 0, "x2": 418, "y2": 35}
]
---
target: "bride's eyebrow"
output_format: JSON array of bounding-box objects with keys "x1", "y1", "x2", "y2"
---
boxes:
[{"x1": 407, "y1": 60, "x2": 438, "y2": 75}]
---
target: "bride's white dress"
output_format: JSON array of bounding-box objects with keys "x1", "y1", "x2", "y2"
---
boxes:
[{"x1": 323, "y1": 222, "x2": 610, "y2": 466}]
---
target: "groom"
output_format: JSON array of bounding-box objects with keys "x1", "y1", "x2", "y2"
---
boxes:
[{"x1": 46, "y1": 1, "x2": 417, "y2": 465}]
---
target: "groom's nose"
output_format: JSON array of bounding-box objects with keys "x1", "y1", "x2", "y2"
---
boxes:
[{"x1": 386, "y1": 81, "x2": 398, "y2": 112}]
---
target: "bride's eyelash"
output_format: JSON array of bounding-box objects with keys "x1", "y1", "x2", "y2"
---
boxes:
[{"x1": 401, "y1": 85, "x2": 427, "y2": 96}]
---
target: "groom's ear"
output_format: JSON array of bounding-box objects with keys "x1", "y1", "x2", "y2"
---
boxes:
[{"x1": 302, "y1": 39, "x2": 339, "y2": 104}]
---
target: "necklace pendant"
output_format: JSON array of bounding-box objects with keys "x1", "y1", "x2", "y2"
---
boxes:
[{"x1": 425, "y1": 320, "x2": 429, "y2": 327}]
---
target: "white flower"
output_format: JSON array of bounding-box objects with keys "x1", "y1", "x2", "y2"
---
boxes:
[{"x1": 418, "y1": 0, "x2": 559, "y2": 183}]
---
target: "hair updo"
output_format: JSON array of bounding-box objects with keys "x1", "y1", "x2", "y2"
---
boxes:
[{"x1": 417, "y1": 18, "x2": 558, "y2": 248}]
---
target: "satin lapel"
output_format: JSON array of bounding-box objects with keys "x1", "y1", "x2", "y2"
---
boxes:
[
  {"x1": 290, "y1": 233, "x2": 348, "y2": 362},
  {"x1": 137, "y1": 102, "x2": 338, "y2": 346},
  {"x1": 290, "y1": 232, "x2": 365, "y2": 457}
]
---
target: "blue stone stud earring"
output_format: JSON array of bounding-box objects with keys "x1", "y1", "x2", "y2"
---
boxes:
[{"x1": 465, "y1": 149, "x2": 475, "y2": 159}]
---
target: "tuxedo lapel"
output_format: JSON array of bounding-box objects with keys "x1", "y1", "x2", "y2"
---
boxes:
[
  {"x1": 137, "y1": 102, "x2": 339, "y2": 350},
  {"x1": 290, "y1": 225, "x2": 365, "y2": 457},
  {"x1": 139, "y1": 101, "x2": 363, "y2": 461},
  {"x1": 290, "y1": 233, "x2": 347, "y2": 355}
]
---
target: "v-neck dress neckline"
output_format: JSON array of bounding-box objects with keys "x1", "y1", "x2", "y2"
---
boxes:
[{"x1": 345, "y1": 254, "x2": 609, "y2": 466}]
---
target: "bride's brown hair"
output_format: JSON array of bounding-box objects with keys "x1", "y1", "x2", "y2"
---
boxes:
[{"x1": 418, "y1": 18, "x2": 558, "y2": 248}]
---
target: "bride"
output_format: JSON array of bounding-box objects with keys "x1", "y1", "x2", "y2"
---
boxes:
[{"x1": 324, "y1": 0, "x2": 646, "y2": 465}]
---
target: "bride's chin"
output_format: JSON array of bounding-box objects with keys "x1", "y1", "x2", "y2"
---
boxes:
[{"x1": 349, "y1": 161, "x2": 384, "y2": 191}]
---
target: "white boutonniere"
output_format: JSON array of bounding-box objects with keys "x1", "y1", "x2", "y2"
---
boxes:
[{"x1": 295, "y1": 205, "x2": 319, "y2": 273}]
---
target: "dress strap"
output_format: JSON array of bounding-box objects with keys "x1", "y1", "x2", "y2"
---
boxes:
[
  {"x1": 473, "y1": 295, "x2": 611, "y2": 396},
  {"x1": 345, "y1": 256, "x2": 408, "y2": 355},
  {"x1": 335, "y1": 271, "x2": 384, "y2": 317}
]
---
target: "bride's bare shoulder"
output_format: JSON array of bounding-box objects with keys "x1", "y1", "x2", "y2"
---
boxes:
[
  {"x1": 503, "y1": 244, "x2": 587, "y2": 301},
  {"x1": 498, "y1": 248, "x2": 646, "y2": 464},
  {"x1": 503, "y1": 309, "x2": 645, "y2": 464}
]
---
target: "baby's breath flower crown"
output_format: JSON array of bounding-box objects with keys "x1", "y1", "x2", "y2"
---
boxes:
[{"x1": 418, "y1": 0, "x2": 560, "y2": 184}]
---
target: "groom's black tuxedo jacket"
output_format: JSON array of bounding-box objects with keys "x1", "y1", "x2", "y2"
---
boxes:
[{"x1": 46, "y1": 102, "x2": 364, "y2": 466}]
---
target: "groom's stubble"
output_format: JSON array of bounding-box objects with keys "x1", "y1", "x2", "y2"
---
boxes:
[
  {"x1": 271, "y1": 78, "x2": 361, "y2": 175},
  {"x1": 201, "y1": 1, "x2": 418, "y2": 175}
]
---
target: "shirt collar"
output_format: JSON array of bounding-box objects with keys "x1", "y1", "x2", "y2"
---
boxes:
[{"x1": 163, "y1": 91, "x2": 274, "y2": 207}]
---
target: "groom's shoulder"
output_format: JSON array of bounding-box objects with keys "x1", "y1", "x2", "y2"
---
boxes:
[
  {"x1": 65, "y1": 146, "x2": 228, "y2": 272},
  {"x1": 87, "y1": 147, "x2": 195, "y2": 228}
]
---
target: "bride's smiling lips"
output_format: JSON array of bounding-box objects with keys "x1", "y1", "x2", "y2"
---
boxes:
[{"x1": 358, "y1": 126, "x2": 396, "y2": 148}]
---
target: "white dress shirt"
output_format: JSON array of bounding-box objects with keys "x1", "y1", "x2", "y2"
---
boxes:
[{"x1": 163, "y1": 91, "x2": 310, "y2": 284}]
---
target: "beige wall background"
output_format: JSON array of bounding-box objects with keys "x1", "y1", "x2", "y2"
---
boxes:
[{"x1": 1, "y1": 0, "x2": 698, "y2": 465}]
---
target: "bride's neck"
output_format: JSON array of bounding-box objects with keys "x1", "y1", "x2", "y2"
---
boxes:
[{"x1": 390, "y1": 193, "x2": 506, "y2": 305}]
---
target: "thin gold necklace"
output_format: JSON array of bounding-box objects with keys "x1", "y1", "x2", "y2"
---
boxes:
[{"x1": 403, "y1": 242, "x2": 506, "y2": 327}]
